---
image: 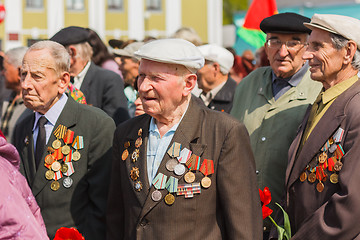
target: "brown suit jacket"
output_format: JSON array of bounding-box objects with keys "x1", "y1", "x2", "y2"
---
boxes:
[
  {"x1": 107, "y1": 97, "x2": 262, "y2": 240},
  {"x1": 283, "y1": 79, "x2": 360, "y2": 239}
]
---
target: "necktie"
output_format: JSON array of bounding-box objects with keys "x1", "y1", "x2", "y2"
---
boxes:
[
  {"x1": 35, "y1": 116, "x2": 47, "y2": 169},
  {"x1": 70, "y1": 76, "x2": 74, "y2": 83}
]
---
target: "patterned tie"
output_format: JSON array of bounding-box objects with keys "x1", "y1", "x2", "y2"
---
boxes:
[{"x1": 35, "y1": 116, "x2": 47, "y2": 169}]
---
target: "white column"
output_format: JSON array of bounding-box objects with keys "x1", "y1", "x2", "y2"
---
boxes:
[
  {"x1": 88, "y1": 0, "x2": 105, "y2": 38},
  {"x1": 4, "y1": 0, "x2": 22, "y2": 50},
  {"x1": 128, "y1": 0, "x2": 144, "y2": 40},
  {"x1": 47, "y1": 0, "x2": 64, "y2": 38},
  {"x1": 165, "y1": 0, "x2": 181, "y2": 37},
  {"x1": 207, "y1": 0, "x2": 222, "y2": 45}
]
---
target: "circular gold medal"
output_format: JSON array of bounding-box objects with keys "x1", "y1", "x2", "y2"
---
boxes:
[
  {"x1": 299, "y1": 172, "x2": 307, "y2": 182},
  {"x1": 184, "y1": 171, "x2": 196, "y2": 183},
  {"x1": 164, "y1": 193, "x2": 175, "y2": 205},
  {"x1": 316, "y1": 182, "x2": 324, "y2": 192},
  {"x1": 51, "y1": 181, "x2": 60, "y2": 191},
  {"x1": 61, "y1": 163, "x2": 69, "y2": 173},
  {"x1": 201, "y1": 176, "x2": 212, "y2": 188},
  {"x1": 51, "y1": 161, "x2": 61, "y2": 172},
  {"x1": 72, "y1": 151, "x2": 81, "y2": 161},
  {"x1": 61, "y1": 145, "x2": 71, "y2": 155},
  {"x1": 318, "y1": 152, "x2": 327, "y2": 164},
  {"x1": 330, "y1": 173, "x2": 339, "y2": 184},
  {"x1": 334, "y1": 161, "x2": 343, "y2": 172},
  {"x1": 45, "y1": 154, "x2": 55, "y2": 165},
  {"x1": 52, "y1": 139, "x2": 61, "y2": 149},
  {"x1": 135, "y1": 137, "x2": 143, "y2": 148},
  {"x1": 122, "y1": 149, "x2": 129, "y2": 161},
  {"x1": 308, "y1": 172, "x2": 316, "y2": 183},
  {"x1": 45, "y1": 169, "x2": 55, "y2": 180}
]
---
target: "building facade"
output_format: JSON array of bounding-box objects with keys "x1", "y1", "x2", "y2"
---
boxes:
[{"x1": 0, "y1": 0, "x2": 223, "y2": 51}]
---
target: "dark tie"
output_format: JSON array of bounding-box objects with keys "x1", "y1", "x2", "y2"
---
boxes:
[
  {"x1": 70, "y1": 76, "x2": 74, "y2": 83},
  {"x1": 35, "y1": 116, "x2": 47, "y2": 169}
]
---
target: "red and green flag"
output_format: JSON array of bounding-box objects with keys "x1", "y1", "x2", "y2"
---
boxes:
[{"x1": 237, "y1": 0, "x2": 278, "y2": 48}]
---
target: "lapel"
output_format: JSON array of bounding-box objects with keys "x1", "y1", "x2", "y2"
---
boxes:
[
  {"x1": 79, "y1": 62, "x2": 96, "y2": 98},
  {"x1": 212, "y1": 77, "x2": 237, "y2": 102},
  {"x1": 138, "y1": 97, "x2": 207, "y2": 221},
  {"x1": 257, "y1": 69, "x2": 274, "y2": 105},
  {"x1": 31, "y1": 97, "x2": 78, "y2": 197},
  {"x1": 19, "y1": 114, "x2": 36, "y2": 185},
  {"x1": 285, "y1": 80, "x2": 360, "y2": 188}
]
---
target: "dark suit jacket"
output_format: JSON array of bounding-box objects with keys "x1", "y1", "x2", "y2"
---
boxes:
[
  {"x1": 282, "y1": 79, "x2": 360, "y2": 239},
  {"x1": 80, "y1": 62, "x2": 129, "y2": 125},
  {"x1": 107, "y1": 98, "x2": 262, "y2": 240},
  {"x1": 13, "y1": 96, "x2": 116, "y2": 240},
  {"x1": 207, "y1": 76, "x2": 237, "y2": 113}
]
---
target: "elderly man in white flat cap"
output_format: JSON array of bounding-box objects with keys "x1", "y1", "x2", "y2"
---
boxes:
[
  {"x1": 197, "y1": 44, "x2": 236, "y2": 113},
  {"x1": 272, "y1": 14, "x2": 360, "y2": 240},
  {"x1": 107, "y1": 38, "x2": 262, "y2": 240}
]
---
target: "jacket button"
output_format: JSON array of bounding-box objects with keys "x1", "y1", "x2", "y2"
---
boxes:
[
  {"x1": 261, "y1": 137, "x2": 266, "y2": 141},
  {"x1": 140, "y1": 219, "x2": 148, "y2": 227}
]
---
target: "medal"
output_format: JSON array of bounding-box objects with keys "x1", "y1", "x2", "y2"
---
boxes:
[
  {"x1": 201, "y1": 176, "x2": 212, "y2": 188},
  {"x1": 62, "y1": 129, "x2": 74, "y2": 155},
  {"x1": 308, "y1": 172, "x2": 316, "y2": 183},
  {"x1": 165, "y1": 176, "x2": 178, "y2": 193},
  {"x1": 131, "y1": 149, "x2": 139, "y2": 162},
  {"x1": 72, "y1": 151, "x2": 81, "y2": 161},
  {"x1": 61, "y1": 163, "x2": 69, "y2": 173},
  {"x1": 151, "y1": 190, "x2": 162, "y2": 202},
  {"x1": 177, "y1": 183, "x2": 201, "y2": 198},
  {"x1": 52, "y1": 139, "x2": 62, "y2": 149},
  {"x1": 299, "y1": 172, "x2": 307, "y2": 182},
  {"x1": 72, "y1": 136, "x2": 84, "y2": 161},
  {"x1": 51, "y1": 161, "x2": 61, "y2": 172},
  {"x1": 124, "y1": 141, "x2": 130, "y2": 148},
  {"x1": 45, "y1": 169, "x2": 55, "y2": 180},
  {"x1": 177, "y1": 147, "x2": 192, "y2": 164},
  {"x1": 47, "y1": 146, "x2": 55, "y2": 153},
  {"x1": 329, "y1": 144, "x2": 337, "y2": 153},
  {"x1": 138, "y1": 128, "x2": 143, "y2": 136},
  {"x1": 63, "y1": 176, "x2": 73, "y2": 188},
  {"x1": 333, "y1": 127, "x2": 344, "y2": 143},
  {"x1": 184, "y1": 171, "x2": 196, "y2": 183},
  {"x1": 316, "y1": 181, "x2": 324, "y2": 192},
  {"x1": 63, "y1": 150, "x2": 72, "y2": 162},
  {"x1": 174, "y1": 164, "x2": 186, "y2": 176},
  {"x1": 45, "y1": 154, "x2": 55, "y2": 165},
  {"x1": 164, "y1": 193, "x2": 175, "y2": 205},
  {"x1": 330, "y1": 173, "x2": 338, "y2": 184},
  {"x1": 167, "y1": 142, "x2": 182, "y2": 158},
  {"x1": 51, "y1": 181, "x2": 60, "y2": 191},
  {"x1": 152, "y1": 173, "x2": 167, "y2": 189},
  {"x1": 134, "y1": 181, "x2": 143, "y2": 192},
  {"x1": 334, "y1": 161, "x2": 343, "y2": 172},
  {"x1": 61, "y1": 145, "x2": 71, "y2": 155},
  {"x1": 135, "y1": 137, "x2": 143, "y2": 148},
  {"x1": 53, "y1": 125, "x2": 67, "y2": 149},
  {"x1": 165, "y1": 158, "x2": 178, "y2": 172},
  {"x1": 130, "y1": 167, "x2": 140, "y2": 181},
  {"x1": 318, "y1": 152, "x2": 327, "y2": 164},
  {"x1": 122, "y1": 149, "x2": 129, "y2": 161},
  {"x1": 186, "y1": 154, "x2": 201, "y2": 171}
]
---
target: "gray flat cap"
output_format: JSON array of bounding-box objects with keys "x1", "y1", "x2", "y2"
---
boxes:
[
  {"x1": 304, "y1": 14, "x2": 360, "y2": 50},
  {"x1": 198, "y1": 44, "x2": 234, "y2": 74},
  {"x1": 112, "y1": 42, "x2": 144, "y2": 60},
  {"x1": 134, "y1": 38, "x2": 204, "y2": 73}
]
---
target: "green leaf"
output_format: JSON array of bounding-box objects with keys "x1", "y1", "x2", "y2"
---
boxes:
[{"x1": 275, "y1": 203, "x2": 292, "y2": 239}]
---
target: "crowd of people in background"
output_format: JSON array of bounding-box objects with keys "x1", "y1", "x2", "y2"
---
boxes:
[{"x1": 1, "y1": 12, "x2": 360, "y2": 240}]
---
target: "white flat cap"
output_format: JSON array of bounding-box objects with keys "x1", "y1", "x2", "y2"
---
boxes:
[
  {"x1": 304, "y1": 14, "x2": 360, "y2": 50},
  {"x1": 112, "y1": 42, "x2": 144, "y2": 60},
  {"x1": 134, "y1": 38, "x2": 204, "y2": 73},
  {"x1": 198, "y1": 44, "x2": 234, "y2": 74}
]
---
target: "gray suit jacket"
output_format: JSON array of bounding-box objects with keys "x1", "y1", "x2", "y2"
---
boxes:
[
  {"x1": 283, "y1": 79, "x2": 360, "y2": 239},
  {"x1": 107, "y1": 97, "x2": 262, "y2": 240},
  {"x1": 80, "y1": 62, "x2": 129, "y2": 125},
  {"x1": 13, "y1": 96, "x2": 115, "y2": 240}
]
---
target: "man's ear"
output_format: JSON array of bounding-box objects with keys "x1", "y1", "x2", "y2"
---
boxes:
[
  {"x1": 344, "y1": 40, "x2": 357, "y2": 65},
  {"x1": 17, "y1": 67, "x2": 22, "y2": 81},
  {"x1": 58, "y1": 71, "x2": 70, "y2": 94},
  {"x1": 183, "y1": 73, "x2": 197, "y2": 97}
]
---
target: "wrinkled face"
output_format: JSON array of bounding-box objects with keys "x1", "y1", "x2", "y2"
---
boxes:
[
  {"x1": 302, "y1": 28, "x2": 346, "y2": 84},
  {"x1": 265, "y1": 33, "x2": 308, "y2": 78},
  {"x1": 120, "y1": 56, "x2": 139, "y2": 87},
  {"x1": 2, "y1": 56, "x2": 20, "y2": 90},
  {"x1": 197, "y1": 60, "x2": 216, "y2": 93},
  {"x1": 21, "y1": 49, "x2": 67, "y2": 114},
  {"x1": 137, "y1": 59, "x2": 188, "y2": 119}
]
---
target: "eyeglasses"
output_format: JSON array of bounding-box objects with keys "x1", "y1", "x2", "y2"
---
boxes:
[{"x1": 266, "y1": 39, "x2": 307, "y2": 50}]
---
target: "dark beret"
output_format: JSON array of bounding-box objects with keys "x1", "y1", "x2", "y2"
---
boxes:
[
  {"x1": 260, "y1": 12, "x2": 311, "y2": 34},
  {"x1": 108, "y1": 39, "x2": 124, "y2": 49},
  {"x1": 50, "y1": 26, "x2": 90, "y2": 46}
]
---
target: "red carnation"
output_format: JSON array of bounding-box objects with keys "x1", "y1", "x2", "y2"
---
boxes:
[{"x1": 53, "y1": 227, "x2": 85, "y2": 240}]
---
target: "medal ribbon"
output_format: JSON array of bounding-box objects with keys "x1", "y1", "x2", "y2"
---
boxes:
[
  {"x1": 63, "y1": 150, "x2": 72, "y2": 162},
  {"x1": 52, "y1": 148, "x2": 64, "y2": 160},
  {"x1": 177, "y1": 148, "x2": 192, "y2": 164},
  {"x1": 186, "y1": 154, "x2": 200, "y2": 170},
  {"x1": 177, "y1": 183, "x2": 201, "y2": 197},
  {"x1": 63, "y1": 129, "x2": 74, "y2": 145},
  {"x1": 64, "y1": 162, "x2": 75, "y2": 176},
  {"x1": 165, "y1": 176, "x2": 179, "y2": 193},
  {"x1": 53, "y1": 170, "x2": 63, "y2": 180},
  {"x1": 152, "y1": 173, "x2": 168, "y2": 190},
  {"x1": 167, "y1": 142, "x2": 182, "y2": 158},
  {"x1": 328, "y1": 157, "x2": 335, "y2": 171},
  {"x1": 54, "y1": 125, "x2": 67, "y2": 139},
  {"x1": 72, "y1": 136, "x2": 84, "y2": 150},
  {"x1": 200, "y1": 159, "x2": 214, "y2": 176},
  {"x1": 335, "y1": 144, "x2": 345, "y2": 159},
  {"x1": 333, "y1": 127, "x2": 344, "y2": 143}
]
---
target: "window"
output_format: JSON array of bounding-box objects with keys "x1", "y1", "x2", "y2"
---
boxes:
[
  {"x1": 108, "y1": 0, "x2": 123, "y2": 10},
  {"x1": 66, "y1": 0, "x2": 85, "y2": 10},
  {"x1": 146, "y1": 0, "x2": 161, "y2": 11},
  {"x1": 26, "y1": 0, "x2": 43, "y2": 9}
]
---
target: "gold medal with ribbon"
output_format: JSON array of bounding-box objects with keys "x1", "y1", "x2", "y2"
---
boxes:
[
  {"x1": 53, "y1": 125, "x2": 67, "y2": 149},
  {"x1": 62, "y1": 129, "x2": 74, "y2": 155}
]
